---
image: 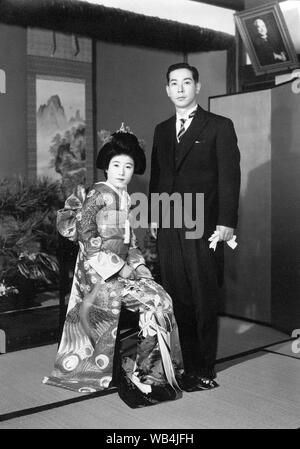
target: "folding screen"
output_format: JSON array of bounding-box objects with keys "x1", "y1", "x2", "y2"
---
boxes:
[{"x1": 210, "y1": 80, "x2": 300, "y2": 333}]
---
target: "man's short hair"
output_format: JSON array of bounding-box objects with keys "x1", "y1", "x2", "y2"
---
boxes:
[
  {"x1": 166, "y1": 63, "x2": 199, "y2": 84},
  {"x1": 253, "y1": 18, "x2": 266, "y2": 27}
]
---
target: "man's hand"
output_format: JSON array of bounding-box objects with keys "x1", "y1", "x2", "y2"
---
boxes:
[
  {"x1": 273, "y1": 51, "x2": 287, "y2": 62},
  {"x1": 216, "y1": 225, "x2": 234, "y2": 241},
  {"x1": 135, "y1": 264, "x2": 153, "y2": 279},
  {"x1": 150, "y1": 222, "x2": 158, "y2": 240},
  {"x1": 118, "y1": 264, "x2": 135, "y2": 279}
]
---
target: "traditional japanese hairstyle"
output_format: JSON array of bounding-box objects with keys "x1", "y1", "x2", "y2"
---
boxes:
[{"x1": 96, "y1": 123, "x2": 146, "y2": 175}]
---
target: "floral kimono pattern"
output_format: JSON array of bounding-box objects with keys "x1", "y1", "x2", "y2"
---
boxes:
[{"x1": 43, "y1": 182, "x2": 183, "y2": 400}]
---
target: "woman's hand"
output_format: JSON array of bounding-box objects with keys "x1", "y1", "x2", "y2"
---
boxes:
[
  {"x1": 135, "y1": 264, "x2": 153, "y2": 279},
  {"x1": 118, "y1": 264, "x2": 135, "y2": 279}
]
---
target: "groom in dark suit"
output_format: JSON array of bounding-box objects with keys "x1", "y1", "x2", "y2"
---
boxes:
[{"x1": 148, "y1": 62, "x2": 240, "y2": 391}]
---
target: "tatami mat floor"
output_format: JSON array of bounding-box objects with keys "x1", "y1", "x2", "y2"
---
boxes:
[{"x1": 0, "y1": 316, "x2": 298, "y2": 429}]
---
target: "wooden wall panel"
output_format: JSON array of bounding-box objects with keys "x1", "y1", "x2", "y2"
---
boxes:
[{"x1": 0, "y1": 24, "x2": 27, "y2": 179}]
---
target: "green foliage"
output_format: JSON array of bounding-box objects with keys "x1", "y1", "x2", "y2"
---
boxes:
[{"x1": 0, "y1": 176, "x2": 64, "y2": 296}]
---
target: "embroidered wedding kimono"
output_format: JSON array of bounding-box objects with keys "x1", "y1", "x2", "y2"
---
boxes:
[{"x1": 43, "y1": 182, "x2": 183, "y2": 404}]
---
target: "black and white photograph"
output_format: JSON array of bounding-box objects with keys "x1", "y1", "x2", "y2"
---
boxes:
[
  {"x1": 235, "y1": 2, "x2": 298, "y2": 74},
  {"x1": 0, "y1": 0, "x2": 299, "y2": 433}
]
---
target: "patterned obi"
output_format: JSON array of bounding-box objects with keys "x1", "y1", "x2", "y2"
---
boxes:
[{"x1": 96, "y1": 209, "x2": 129, "y2": 260}]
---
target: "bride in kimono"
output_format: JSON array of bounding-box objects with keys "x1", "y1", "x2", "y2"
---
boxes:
[{"x1": 43, "y1": 126, "x2": 183, "y2": 408}]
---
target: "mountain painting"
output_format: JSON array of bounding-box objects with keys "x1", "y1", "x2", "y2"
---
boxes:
[{"x1": 36, "y1": 76, "x2": 86, "y2": 195}]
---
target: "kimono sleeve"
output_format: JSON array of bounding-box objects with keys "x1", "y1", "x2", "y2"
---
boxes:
[
  {"x1": 126, "y1": 229, "x2": 146, "y2": 270},
  {"x1": 56, "y1": 185, "x2": 86, "y2": 241},
  {"x1": 78, "y1": 188, "x2": 125, "y2": 281}
]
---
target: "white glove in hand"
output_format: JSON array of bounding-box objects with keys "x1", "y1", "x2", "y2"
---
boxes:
[{"x1": 208, "y1": 230, "x2": 238, "y2": 251}]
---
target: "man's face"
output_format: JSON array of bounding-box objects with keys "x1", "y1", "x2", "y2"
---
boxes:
[
  {"x1": 254, "y1": 19, "x2": 267, "y2": 37},
  {"x1": 166, "y1": 68, "x2": 201, "y2": 110}
]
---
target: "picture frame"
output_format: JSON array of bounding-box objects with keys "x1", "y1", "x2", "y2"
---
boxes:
[
  {"x1": 36, "y1": 75, "x2": 87, "y2": 194},
  {"x1": 27, "y1": 56, "x2": 94, "y2": 195},
  {"x1": 234, "y1": 2, "x2": 298, "y2": 75}
]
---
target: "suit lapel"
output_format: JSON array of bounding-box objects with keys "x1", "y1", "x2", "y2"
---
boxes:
[{"x1": 175, "y1": 105, "x2": 209, "y2": 171}]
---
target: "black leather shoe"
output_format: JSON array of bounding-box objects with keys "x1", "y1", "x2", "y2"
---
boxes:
[
  {"x1": 195, "y1": 375, "x2": 219, "y2": 390},
  {"x1": 177, "y1": 374, "x2": 205, "y2": 393},
  {"x1": 177, "y1": 373, "x2": 219, "y2": 392}
]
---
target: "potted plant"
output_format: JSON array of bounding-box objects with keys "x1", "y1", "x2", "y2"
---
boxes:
[
  {"x1": 0, "y1": 280, "x2": 20, "y2": 312},
  {"x1": 0, "y1": 176, "x2": 64, "y2": 311}
]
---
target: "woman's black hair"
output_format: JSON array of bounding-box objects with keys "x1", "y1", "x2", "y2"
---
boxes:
[{"x1": 96, "y1": 131, "x2": 146, "y2": 175}]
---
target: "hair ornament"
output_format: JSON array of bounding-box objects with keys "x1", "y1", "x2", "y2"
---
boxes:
[
  {"x1": 98, "y1": 129, "x2": 113, "y2": 146},
  {"x1": 97, "y1": 124, "x2": 146, "y2": 152},
  {"x1": 117, "y1": 122, "x2": 133, "y2": 134}
]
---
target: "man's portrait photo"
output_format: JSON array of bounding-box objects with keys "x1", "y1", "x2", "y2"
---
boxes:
[{"x1": 235, "y1": 2, "x2": 298, "y2": 75}]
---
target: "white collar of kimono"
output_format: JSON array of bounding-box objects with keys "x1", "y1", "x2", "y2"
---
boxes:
[
  {"x1": 97, "y1": 181, "x2": 128, "y2": 210},
  {"x1": 96, "y1": 181, "x2": 130, "y2": 242}
]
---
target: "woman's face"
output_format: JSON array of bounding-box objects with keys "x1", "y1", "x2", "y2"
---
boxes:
[{"x1": 106, "y1": 154, "x2": 134, "y2": 189}]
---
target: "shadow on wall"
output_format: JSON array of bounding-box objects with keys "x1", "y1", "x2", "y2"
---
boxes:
[
  {"x1": 222, "y1": 156, "x2": 271, "y2": 323},
  {"x1": 271, "y1": 104, "x2": 300, "y2": 333}
]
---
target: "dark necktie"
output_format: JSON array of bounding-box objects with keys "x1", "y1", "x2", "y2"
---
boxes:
[{"x1": 177, "y1": 110, "x2": 196, "y2": 142}]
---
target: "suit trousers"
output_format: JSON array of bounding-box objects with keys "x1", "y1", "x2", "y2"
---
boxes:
[{"x1": 157, "y1": 227, "x2": 222, "y2": 376}]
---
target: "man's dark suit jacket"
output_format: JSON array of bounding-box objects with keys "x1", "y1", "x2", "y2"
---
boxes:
[
  {"x1": 253, "y1": 35, "x2": 285, "y2": 66},
  {"x1": 149, "y1": 105, "x2": 241, "y2": 239}
]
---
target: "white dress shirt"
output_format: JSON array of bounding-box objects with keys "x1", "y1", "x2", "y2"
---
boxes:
[{"x1": 175, "y1": 104, "x2": 198, "y2": 142}]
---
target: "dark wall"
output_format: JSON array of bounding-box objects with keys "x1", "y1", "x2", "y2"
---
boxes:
[
  {"x1": 0, "y1": 24, "x2": 27, "y2": 179},
  {"x1": 96, "y1": 41, "x2": 183, "y2": 192},
  {"x1": 188, "y1": 51, "x2": 227, "y2": 110}
]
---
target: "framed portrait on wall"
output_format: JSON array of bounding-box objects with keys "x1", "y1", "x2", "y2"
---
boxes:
[{"x1": 235, "y1": 2, "x2": 298, "y2": 75}]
